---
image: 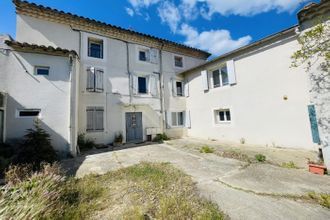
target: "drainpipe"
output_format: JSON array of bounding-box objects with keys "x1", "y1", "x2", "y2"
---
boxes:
[
  {"x1": 159, "y1": 42, "x2": 165, "y2": 133},
  {"x1": 126, "y1": 41, "x2": 132, "y2": 105}
]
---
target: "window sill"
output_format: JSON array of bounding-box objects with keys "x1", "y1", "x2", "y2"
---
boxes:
[
  {"x1": 170, "y1": 125, "x2": 185, "y2": 128},
  {"x1": 214, "y1": 121, "x2": 232, "y2": 126}
]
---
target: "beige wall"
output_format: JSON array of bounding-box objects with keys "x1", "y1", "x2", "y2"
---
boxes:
[{"x1": 185, "y1": 36, "x2": 317, "y2": 149}]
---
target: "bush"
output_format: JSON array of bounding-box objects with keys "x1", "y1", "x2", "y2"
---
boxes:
[
  {"x1": 77, "y1": 133, "x2": 96, "y2": 151},
  {"x1": 153, "y1": 133, "x2": 170, "y2": 143},
  {"x1": 199, "y1": 146, "x2": 214, "y2": 153},
  {"x1": 0, "y1": 163, "x2": 65, "y2": 219},
  {"x1": 13, "y1": 120, "x2": 57, "y2": 170},
  {"x1": 255, "y1": 154, "x2": 266, "y2": 162}
]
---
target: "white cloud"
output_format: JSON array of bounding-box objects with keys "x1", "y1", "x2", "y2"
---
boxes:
[
  {"x1": 125, "y1": 7, "x2": 135, "y2": 16},
  {"x1": 128, "y1": 0, "x2": 160, "y2": 9},
  {"x1": 179, "y1": 23, "x2": 252, "y2": 55},
  {"x1": 157, "y1": 1, "x2": 181, "y2": 33},
  {"x1": 194, "y1": 0, "x2": 309, "y2": 17}
]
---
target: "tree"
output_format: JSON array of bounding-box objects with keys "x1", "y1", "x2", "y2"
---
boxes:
[
  {"x1": 14, "y1": 119, "x2": 57, "y2": 169},
  {"x1": 292, "y1": 19, "x2": 330, "y2": 72}
]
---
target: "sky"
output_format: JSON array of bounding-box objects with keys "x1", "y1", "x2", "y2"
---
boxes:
[{"x1": 0, "y1": 0, "x2": 319, "y2": 57}]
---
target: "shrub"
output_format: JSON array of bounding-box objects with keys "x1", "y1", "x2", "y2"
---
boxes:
[
  {"x1": 281, "y1": 161, "x2": 298, "y2": 169},
  {"x1": 114, "y1": 132, "x2": 123, "y2": 143},
  {"x1": 77, "y1": 133, "x2": 96, "y2": 151},
  {"x1": 199, "y1": 146, "x2": 214, "y2": 153},
  {"x1": 13, "y1": 120, "x2": 57, "y2": 170},
  {"x1": 153, "y1": 133, "x2": 170, "y2": 143},
  {"x1": 0, "y1": 163, "x2": 65, "y2": 219},
  {"x1": 255, "y1": 154, "x2": 266, "y2": 162}
]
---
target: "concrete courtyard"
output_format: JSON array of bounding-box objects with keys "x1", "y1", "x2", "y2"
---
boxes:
[{"x1": 62, "y1": 138, "x2": 330, "y2": 220}]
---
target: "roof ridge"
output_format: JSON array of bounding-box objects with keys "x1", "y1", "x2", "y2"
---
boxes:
[{"x1": 13, "y1": 0, "x2": 211, "y2": 58}]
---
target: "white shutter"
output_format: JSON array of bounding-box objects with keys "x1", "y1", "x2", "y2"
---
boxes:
[
  {"x1": 132, "y1": 74, "x2": 138, "y2": 95},
  {"x1": 185, "y1": 110, "x2": 191, "y2": 128},
  {"x1": 227, "y1": 60, "x2": 237, "y2": 85},
  {"x1": 86, "y1": 67, "x2": 95, "y2": 91},
  {"x1": 165, "y1": 111, "x2": 172, "y2": 129},
  {"x1": 149, "y1": 74, "x2": 158, "y2": 97},
  {"x1": 146, "y1": 50, "x2": 151, "y2": 62},
  {"x1": 150, "y1": 48, "x2": 158, "y2": 64},
  {"x1": 95, "y1": 69, "x2": 104, "y2": 92},
  {"x1": 95, "y1": 108, "x2": 104, "y2": 131},
  {"x1": 86, "y1": 108, "x2": 94, "y2": 131},
  {"x1": 171, "y1": 78, "x2": 177, "y2": 97},
  {"x1": 184, "y1": 80, "x2": 189, "y2": 97},
  {"x1": 201, "y1": 70, "x2": 209, "y2": 91}
]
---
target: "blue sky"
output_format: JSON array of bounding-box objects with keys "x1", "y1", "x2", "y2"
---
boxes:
[{"x1": 0, "y1": 0, "x2": 318, "y2": 56}]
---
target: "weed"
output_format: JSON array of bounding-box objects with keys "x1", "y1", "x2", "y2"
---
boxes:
[
  {"x1": 199, "y1": 145, "x2": 215, "y2": 153},
  {"x1": 281, "y1": 161, "x2": 299, "y2": 169},
  {"x1": 217, "y1": 150, "x2": 251, "y2": 162},
  {"x1": 255, "y1": 154, "x2": 266, "y2": 162},
  {"x1": 240, "y1": 138, "x2": 246, "y2": 144},
  {"x1": 308, "y1": 192, "x2": 330, "y2": 208}
]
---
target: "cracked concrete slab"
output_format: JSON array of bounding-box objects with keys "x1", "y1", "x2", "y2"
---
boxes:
[{"x1": 61, "y1": 143, "x2": 330, "y2": 220}]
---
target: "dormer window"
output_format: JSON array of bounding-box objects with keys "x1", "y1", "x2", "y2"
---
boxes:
[
  {"x1": 88, "y1": 38, "x2": 103, "y2": 59},
  {"x1": 174, "y1": 56, "x2": 183, "y2": 68}
]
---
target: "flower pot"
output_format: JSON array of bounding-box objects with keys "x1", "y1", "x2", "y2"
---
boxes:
[{"x1": 308, "y1": 163, "x2": 326, "y2": 175}]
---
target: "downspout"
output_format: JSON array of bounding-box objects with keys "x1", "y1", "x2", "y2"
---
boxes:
[
  {"x1": 126, "y1": 41, "x2": 132, "y2": 105},
  {"x1": 159, "y1": 42, "x2": 165, "y2": 132}
]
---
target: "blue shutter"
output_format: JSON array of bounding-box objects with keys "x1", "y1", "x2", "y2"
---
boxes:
[{"x1": 308, "y1": 105, "x2": 321, "y2": 144}]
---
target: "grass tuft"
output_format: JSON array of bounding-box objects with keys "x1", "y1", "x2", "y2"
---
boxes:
[
  {"x1": 255, "y1": 154, "x2": 266, "y2": 162},
  {"x1": 281, "y1": 161, "x2": 299, "y2": 169},
  {"x1": 308, "y1": 192, "x2": 330, "y2": 208},
  {"x1": 199, "y1": 145, "x2": 215, "y2": 153}
]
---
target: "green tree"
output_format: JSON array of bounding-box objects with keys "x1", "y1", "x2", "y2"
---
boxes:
[
  {"x1": 292, "y1": 20, "x2": 330, "y2": 72},
  {"x1": 14, "y1": 119, "x2": 57, "y2": 169}
]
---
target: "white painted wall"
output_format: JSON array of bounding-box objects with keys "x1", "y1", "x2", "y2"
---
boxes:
[
  {"x1": 15, "y1": 14, "x2": 206, "y2": 144},
  {"x1": 0, "y1": 48, "x2": 72, "y2": 153},
  {"x1": 185, "y1": 36, "x2": 317, "y2": 149}
]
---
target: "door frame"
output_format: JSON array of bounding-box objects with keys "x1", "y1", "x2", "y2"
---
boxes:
[{"x1": 125, "y1": 112, "x2": 143, "y2": 143}]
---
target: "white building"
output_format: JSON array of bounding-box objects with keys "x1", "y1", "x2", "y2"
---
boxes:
[{"x1": 0, "y1": 0, "x2": 329, "y2": 164}]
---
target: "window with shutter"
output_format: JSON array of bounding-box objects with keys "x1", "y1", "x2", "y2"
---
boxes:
[
  {"x1": 86, "y1": 67, "x2": 104, "y2": 93},
  {"x1": 86, "y1": 107, "x2": 104, "y2": 132},
  {"x1": 171, "y1": 112, "x2": 185, "y2": 127},
  {"x1": 211, "y1": 65, "x2": 229, "y2": 88}
]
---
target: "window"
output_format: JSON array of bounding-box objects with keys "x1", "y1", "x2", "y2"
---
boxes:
[
  {"x1": 88, "y1": 38, "x2": 103, "y2": 59},
  {"x1": 171, "y1": 112, "x2": 184, "y2": 126},
  {"x1": 215, "y1": 109, "x2": 231, "y2": 123},
  {"x1": 18, "y1": 109, "x2": 40, "y2": 118},
  {"x1": 138, "y1": 77, "x2": 147, "y2": 94},
  {"x1": 212, "y1": 65, "x2": 229, "y2": 88},
  {"x1": 174, "y1": 56, "x2": 183, "y2": 68},
  {"x1": 86, "y1": 67, "x2": 104, "y2": 92},
  {"x1": 35, "y1": 66, "x2": 49, "y2": 75},
  {"x1": 176, "y1": 81, "x2": 183, "y2": 96},
  {"x1": 86, "y1": 107, "x2": 104, "y2": 132},
  {"x1": 139, "y1": 51, "x2": 147, "y2": 61}
]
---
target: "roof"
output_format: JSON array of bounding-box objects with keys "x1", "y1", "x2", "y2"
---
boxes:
[
  {"x1": 5, "y1": 40, "x2": 78, "y2": 57},
  {"x1": 297, "y1": 0, "x2": 330, "y2": 23},
  {"x1": 179, "y1": 26, "x2": 298, "y2": 75},
  {"x1": 13, "y1": 0, "x2": 211, "y2": 59}
]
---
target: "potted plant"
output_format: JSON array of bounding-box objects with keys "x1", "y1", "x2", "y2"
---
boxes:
[
  {"x1": 113, "y1": 132, "x2": 123, "y2": 147},
  {"x1": 308, "y1": 158, "x2": 327, "y2": 175}
]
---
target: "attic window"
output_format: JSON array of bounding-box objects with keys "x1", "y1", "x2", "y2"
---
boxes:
[
  {"x1": 88, "y1": 38, "x2": 103, "y2": 59},
  {"x1": 174, "y1": 56, "x2": 183, "y2": 68}
]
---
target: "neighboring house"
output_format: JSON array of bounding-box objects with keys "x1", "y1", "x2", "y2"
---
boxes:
[
  {"x1": 0, "y1": 0, "x2": 329, "y2": 163},
  {"x1": 179, "y1": 0, "x2": 330, "y2": 159},
  {"x1": 0, "y1": 35, "x2": 79, "y2": 156}
]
